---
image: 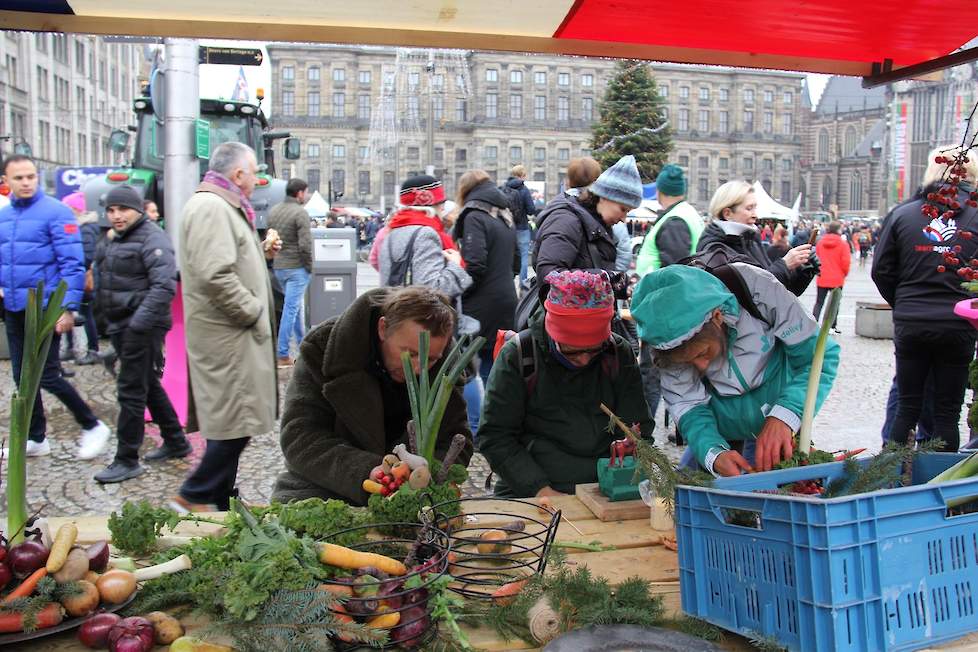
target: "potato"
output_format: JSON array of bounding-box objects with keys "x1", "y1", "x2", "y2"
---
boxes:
[
  {"x1": 53, "y1": 548, "x2": 90, "y2": 583},
  {"x1": 61, "y1": 580, "x2": 100, "y2": 617},
  {"x1": 145, "y1": 610, "x2": 184, "y2": 645},
  {"x1": 477, "y1": 530, "x2": 512, "y2": 555},
  {"x1": 83, "y1": 571, "x2": 100, "y2": 584}
]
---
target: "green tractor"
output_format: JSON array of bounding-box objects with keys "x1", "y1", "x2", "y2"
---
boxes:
[{"x1": 84, "y1": 95, "x2": 300, "y2": 230}]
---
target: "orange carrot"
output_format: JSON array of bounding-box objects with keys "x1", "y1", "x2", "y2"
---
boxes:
[
  {"x1": 318, "y1": 583, "x2": 354, "y2": 598},
  {"x1": 491, "y1": 579, "x2": 527, "y2": 605},
  {"x1": 330, "y1": 604, "x2": 356, "y2": 642},
  {"x1": 3, "y1": 567, "x2": 48, "y2": 604},
  {"x1": 0, "y1": 602, "x2": 63, "y2": 632}
]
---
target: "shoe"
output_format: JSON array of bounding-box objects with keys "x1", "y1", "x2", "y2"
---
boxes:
[
  {"x1": 277, "y1": 356, "x2": 293, "y2": 368},
  {"x1": 94, "y1": 462, "x2": 145, "y2": 484},
  {"x1": 60, "y1": 366, "x2": 75, "y2": 378},
  {"x1": 75, "y1": 352, "x2": 99, "y2": 365},
  {"x1": 77, "y1": 421, "x2": 111, "y2": 460},
  {"x1": 831, "y1": 327, "x2": 842, "y2": 335},
  {"x1": 2, "y1": 440, "x2": 52, "y2": 458},
  {"x1": 144, "y1": 440, "x2": 193, "y2": 462},
  {"x1": 60, "y1": 350, "x2": 75, "y2": 362},
  {"x1": 168, "y1": 495, "x2": 218, "y2": 514}
]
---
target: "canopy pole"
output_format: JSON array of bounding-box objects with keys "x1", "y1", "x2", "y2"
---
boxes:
[{"x1": 863, "y1": 47, "x2": 978, "y2": 88}]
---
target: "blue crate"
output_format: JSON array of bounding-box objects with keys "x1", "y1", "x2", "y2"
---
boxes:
[{"x1": 676, "y1": 452, "x2": 978, "y2": 652}]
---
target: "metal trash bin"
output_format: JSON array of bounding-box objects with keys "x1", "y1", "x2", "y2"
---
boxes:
[{"x1": 308, "y1": 227, "x2": 358, "y2": 329}]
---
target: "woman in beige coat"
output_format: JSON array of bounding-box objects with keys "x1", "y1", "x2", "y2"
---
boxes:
[{"x1": 173, "y1": 142, "x2": 278, "y2": 512}]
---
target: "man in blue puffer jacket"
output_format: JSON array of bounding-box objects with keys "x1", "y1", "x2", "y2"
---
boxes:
[{"x1": 0, "y1": 155, "x2": 109, "y2": 458}]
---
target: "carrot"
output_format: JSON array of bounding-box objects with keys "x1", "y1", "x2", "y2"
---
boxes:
[
  {"x1": 0, "y1": 602, "x2": 63, "y2": 632},
  {"x1": 318, "y1": 543, "x2": 407, "y2": 576},
  {"x1": 491, "y1": 579, "x2": 527, "y2": 605},
  {"x1": 329, "y1": 604, "x2": 356, "y2": 642},
  {"x1": 3, "y1": 567, "x2": 48, "y2": 604},
  {"x1": 46, "y1": 523, "x2": 78, "y2": 573},
  {"x1": 318, "y1": 583, "x2": 354, "y2": 598},
  {"x1": 366, "y1": 611, "x2": 400, "y2": 629}
]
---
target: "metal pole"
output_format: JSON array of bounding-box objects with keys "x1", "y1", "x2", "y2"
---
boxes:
[
  {"x1": 425, "y1": 52, "x2": 435, "y2": 176},
  {"x1": 163, "y1": 38, "x2": 199, "y2": 262}
]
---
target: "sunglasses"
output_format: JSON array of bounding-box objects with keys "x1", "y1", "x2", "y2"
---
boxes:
[{"x1": 556, "y1": 340, "x2": 610, "y2": 357}]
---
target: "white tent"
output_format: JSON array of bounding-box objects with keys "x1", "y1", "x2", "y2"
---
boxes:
[
  {"x1": 303, "y1": 190, "x2": 329, "y2": 218},
  {"x1": 751, "y1": 181, "x2": 798, "y2": 223}
]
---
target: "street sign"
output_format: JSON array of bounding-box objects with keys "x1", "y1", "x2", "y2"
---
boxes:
[
  {"x1": 198, "y1": 46, "x2": 263, "y2": 66},
  {"x1": 195, "y1": 119, "x2": 210, "y2": 159}
]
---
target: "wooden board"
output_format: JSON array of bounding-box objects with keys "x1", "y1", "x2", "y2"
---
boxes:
[
  {"x1": 555, "y1": 519, "x2": 663, "y2": 551},
  {"x1": 576, "y1": 483, "x2": 650, "y2": 522},
  {"x1": 46, "y1": 513, "x2": 227, "y2": 546},
  {"x1": 574, "y1": 546, "x2": 680, "y2": 584},
  {"x1": 455, "y1": 496, "x2": 596, "y2": 528}
]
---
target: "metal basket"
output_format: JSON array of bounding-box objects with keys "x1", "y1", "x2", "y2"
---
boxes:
[
  {"x1": 427, "y1": 496, "x2": 561, "y2": 600},
  {"x1": 319, "y1": 522, "x2": 451, "y2": 650}
]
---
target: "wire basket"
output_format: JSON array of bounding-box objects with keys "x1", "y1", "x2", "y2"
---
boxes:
[
  {"x1": 427, "y1": 496, "x2": 561, "y2": 600},
  {"x1": 319, "y1": 522, "x2": 451, "y2": 650}
]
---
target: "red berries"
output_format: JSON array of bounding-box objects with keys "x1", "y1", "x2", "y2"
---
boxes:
[{"x1": 937, "y1": 265, "x2": 947, "y2": 273}]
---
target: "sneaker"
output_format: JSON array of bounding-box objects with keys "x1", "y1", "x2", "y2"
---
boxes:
[
  {"x1": 831, "y1": 327, "x2": 842, "y2": 335},
  {"x1": 77, "y1": 421, "x2": 111, "y2": 460},
  {"x1": 60, "y1": 366, "x2": 75, "y2": 378},
  {"x1": 60, "y1": 350, "x2": 75, "y2": 363},
  {"x1": 2, "y1": 440, "x2": 52, "y2": 458},
  {"x1": 94, "y1": 462, "x2": 145, "y2": 484},
  {"x1": 75, "y1": 351, "x2": 99, "y2": 365},
  {"x1": 168, "y1": 495, "x2": 217, "y2": 514},
  {"x1": 144, "y1": 440, "x2": 193, "y2": 462}
]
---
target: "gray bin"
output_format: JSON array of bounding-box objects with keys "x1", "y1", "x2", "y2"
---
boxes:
[
  {"x1": 0, "y1": 324, "x2": 7, "y2": 360},
  {"x1": 308, "y1": 227, "x2": 358, "y2": 329},
  {"x1": 855, "y1": 301, "x2": 894, "y2": 339}
]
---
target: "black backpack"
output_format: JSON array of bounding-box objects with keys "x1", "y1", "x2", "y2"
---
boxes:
[
  {"x1": 384, "y1": 228, "x2": 423, "y2": 286},
  {"x1": 680, "y1": 248, "x2": 772, "y2": 327},
  {"x1": 499, "y1": 183, "x2": 528, "y2": 228}
]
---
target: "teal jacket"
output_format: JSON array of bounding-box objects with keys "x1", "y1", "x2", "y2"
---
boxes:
[
  {"x1": 478, "y1": 311, "x2": 653, "y2": 497},
  {"x1": 660, "y1": 263, "x2": 840, "y2": 467}
]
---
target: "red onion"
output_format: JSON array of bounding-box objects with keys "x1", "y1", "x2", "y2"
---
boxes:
[
  {"x1": 7, "y1": 539, "x2": 49, "y2": 579},
  {"x1": 86, "y1": 541, "x2": 110, "y2": 572},
  {"x1": 78, "y1": 613, "x2": 122, "y2": 649},
  {"x1": 107, "y1": 616, "x2": 155, "y2": 652},
  {"x1": 0, "y1": 562, "x2": 11, "y2": 591}
]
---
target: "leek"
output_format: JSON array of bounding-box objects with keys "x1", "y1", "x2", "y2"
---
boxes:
[
  {"x1": 797, "y1": 288, "x2": 841, "y2": 457},
  {"x1": 928, "y1": 452, "x2": 978, "y2": 507},
  {"x1": 7, "y1": 281, "x2": 67, "y2": 544}
]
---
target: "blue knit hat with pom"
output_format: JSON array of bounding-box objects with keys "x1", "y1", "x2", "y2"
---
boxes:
[{"x1": 590, "y1": 155, "x2": 643, "y2": 209}]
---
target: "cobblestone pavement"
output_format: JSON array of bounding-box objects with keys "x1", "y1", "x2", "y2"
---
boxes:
[{"x1": 0, "y1": 258, "x2": 966, "y2": 518}]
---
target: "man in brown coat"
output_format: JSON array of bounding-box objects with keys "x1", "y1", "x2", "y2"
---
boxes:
[
  {"x1": 271, "y1": 286, "x2": 473, "y2": 506},
  {"x1": 173, "y1": 142, "x2": 280, "y2": 512}
]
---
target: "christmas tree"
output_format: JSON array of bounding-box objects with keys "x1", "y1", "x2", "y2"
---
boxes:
[{"x1": 591, "y1": 61, "x2": 672, "y2": 182}]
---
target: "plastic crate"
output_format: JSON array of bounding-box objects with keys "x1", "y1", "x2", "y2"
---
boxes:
[{"x1": 676, "y1": 452, "x2": 978, "y2": 652}]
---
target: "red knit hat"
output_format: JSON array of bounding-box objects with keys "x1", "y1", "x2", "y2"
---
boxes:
[{"x1": 543, "y1": 270, "x2": 615, "y2": 347}]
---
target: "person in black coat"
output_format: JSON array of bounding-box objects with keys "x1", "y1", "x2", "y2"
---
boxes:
[
  {"x1": 92, "y1": 185, "x2": 190, "y2": 484},
  {"x1": 699, "y1": 180, "x2": 815, "y2": 296},
  {"x1": 455, "y1": 171, "x2": 519, "y2": 382},
  {"x1": 872, "y1": 146, "x2": 978, "y2": 451}
]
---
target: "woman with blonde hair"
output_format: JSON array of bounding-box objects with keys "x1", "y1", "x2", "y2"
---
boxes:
[
  {"x1": 872, "y1": 145, "x2": 978, "y2": 451},
  {"x1": 697, "y1": 180, "x2": 816, "y2": 295}
]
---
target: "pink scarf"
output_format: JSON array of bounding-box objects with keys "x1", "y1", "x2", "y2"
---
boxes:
[{"x1": 202, "y1": 170, "x2": 256, "y2": 228}]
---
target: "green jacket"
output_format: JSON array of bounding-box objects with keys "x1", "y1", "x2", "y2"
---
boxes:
[{"x1": 478, "y1": 311, "x2": 652, "y2": 497}]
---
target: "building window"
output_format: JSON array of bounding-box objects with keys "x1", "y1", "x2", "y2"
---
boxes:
[
  {"x1": 719, "y1": 87, "x2": 729, "y2": 102},
  {"x1": 384, "y1": 171, "x2": 395, "y2": 195},
  {"x1": 434, "y1": 147, "x2": 443, "y2": 162},
  {"x1": 358, "y1": 171, "x2": 370, "y2": 195},
  {"x1": 407, "y1": 146, "x2": 419, "y2": 159},
  {"x1": 332, "y1": 169, "x2": 345, "y2": 196},
  {"x1": 659, "y1": 84, "x2": 669, "y2": 98},
  {"x1": 534, "y1": 147, "x2": 546, "y2": 161},
  {"x1": 699, "y1": 87, "x2": 710, "y2": 101},
  {"x1": 358, "y1": 70, "x2": 371, "y2": 84},
  {"x1": 74, "y1": 42, "x2": 85, "y2": 74},
  {"x1": 408, "y1": 71, "x2": 420, "y2": 88},
  {"x1": 581, "y1": 147, "x2": 592, "y2": 157},
  {"x1": 817, "y1": 129, "x2": 830, "y2": 162},
  {"x1": 455, "y1": 148, "x2": 467, "y2": 162},
  {"x1": 679, "y1": 85, "x2": 690, "y2": 100},
  {"x1": 534, "y1": 71, "x2": 546, "y2": 85},
  {"x1": 762, "y1": 158, "x2": 773, "y2": 171},
  {"x1": 485, "y1": 145, "x2": 498, "y2": 160},
  {"x1": 37, "y1": 66, "x2": 49, "y2": 101},
  {"x1": 358, "y1": 145, "x2": 369, "y2": 160},
  {"x1": 432, "y1": 95, "x2": 444, "y2": 121},
  {"x1": 534, "y1": 95, "x2": 546, "y2": 120},
  {"x1": 307, "y1": 143, "x2": 321, "y2": 158},
  {"x1": 432, "y1": 74, "x2": 444, "y2": 90},
  {"x1": 678, "y1": 155, "x2": 689, "y2": 167},
  {"x1": 509, "y1": 145, "x2": 523, "y2": 161},
  {"x1": 782, "y1": 157, "x2": 792, "y2": 171},
  {"x1": 510, "y1": 94, "x2": 523, "y2": 120},
  {"x1": 849, "y1": 172, "x2": 863, "y2": 210},
  {"x1": 743, "y1": 110, "x2": 753, "y2": 132},
  {"x1": 307, "y1": 92, "x2": 320, "y2": 117},
  {"x1": 698, "y1": 156, "x2": 709, "y2": 169},
  {"x1": 456, "y1": 98, "x2": 467, "y2": 121},
  {"x1": 844, "y1": 125, "x2": 859, "y2": 155},
  {"x1": 332, "y1": 68, "x2": 344, "y2": 82},
  {"x1": 282, "y1": 65, "x2": 294, "y2": 81},
  {"x1": 719, "y1": 157, "x2": 728, "y2": 170},
  {"x1": 743, "y1": 88, "x2": 754, "y2": 103},
  {"x1": 763, "y1": 89, "x2": 773, "y2": 103},
  {"x1": 743, "y1": 157, "x2": 754, "y2": 171},
  {"x1": 582, "y1": 73, "x2": 594, "y2": 87},
  {"x1": 486, "y1": 69, "x2": 498, "y2": 82},
  {"x1": 358, "y1": 94, "x2": 371, "y2": 120},
  {"x1": 782, "y1": 113, "x2": 793, "y2": 135},
  {"x1": 698, "y1": 177, "x2": 710, "y2": 202},
  {"x1": 307, "y1": 168, "x2": 320, "y2": 191},
  {"x1": 783, "y1": 90, "x2": 793, "y2": 105},
  {"x1": 763, "y1": 111, "x2": 773, "y2": 133},
  {"x1": 510, "y1": 70, "x2": 523, "y2": 84},
  {"x1": 557, "y1": 96, "x2": 569, "y2": 121},
  {"x1": 558, "y1": 72, "x2": 570, "y2": 86},
  {"x1": 407, "y1": 96, "x2": 419, "y2": 120},
  {"x1": 308, "y1": 66, "x2": 320, "y2": 81},
  {"x1": 332, "y1": 92, "x2": 345, "y2": 117},
  {"x1": 678, "y1": 108, "x2": 689, "y2": 131},
  {"x1": 282, "y1": 90, "x2": 295, "y2": 116},
  {"x1": 781, "y1": 180, "x2": 791, "y2": 201},
  {"x1": 333, "y1": 144, "x2": 345, "y2": 158},
  {"x1": 558, "y1": 147, "x2": 570, "y2": 161},
  {"x1": 486, "y1": 93, "x2": 498, "y2": 119},
  {"x1": 698, "y1": 109, "x2": 709, "y2": 132},
  {"x1": 565, "y1": 97, "x2": 585, "y2": 124}
]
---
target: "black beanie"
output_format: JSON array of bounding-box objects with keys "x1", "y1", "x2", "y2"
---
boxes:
[{"x1": 104, "y1": 185, "x2": 144, "y2": 212}]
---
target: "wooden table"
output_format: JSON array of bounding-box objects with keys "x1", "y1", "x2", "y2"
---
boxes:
[{"x1": 11, "y1": 500, "x2": 978, "y2": 651}]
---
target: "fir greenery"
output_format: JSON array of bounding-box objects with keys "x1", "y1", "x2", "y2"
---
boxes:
[{"x1": 590, "y1": 60, "x2": 672, "y2": 182}]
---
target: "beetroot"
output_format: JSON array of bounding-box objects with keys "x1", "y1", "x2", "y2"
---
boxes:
[
  {"x1": 7, "y1": 538, "x2": 49, "y2": 579},
  {"x1": 78, "y1": 613, "x2": 122, "y2": 649},
  {"x1": 107, "y1": 616, "x2": 154, "y2": 652},
  {"x1": 390, "y1": 605, "x2": 430, "y2": 648},
  {"x1": 86, "y1": 541, "x2": 110, "y2": 572}
]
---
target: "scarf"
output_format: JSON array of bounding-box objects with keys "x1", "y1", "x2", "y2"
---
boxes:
[
  {"x1": 388, "y1": 209, "x2": 457, "y2": 252},
  {"x1": 202, "y1": 170, "x2": 256, "y2": 228}
]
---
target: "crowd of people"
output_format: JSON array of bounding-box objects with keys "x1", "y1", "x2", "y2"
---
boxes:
[{"x1": 0, "y1": 140, "x2": 974, "y2": 509}]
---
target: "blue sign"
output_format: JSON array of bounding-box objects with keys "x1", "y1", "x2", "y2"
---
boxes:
[{"x1": 55, "y1": 166, "x2": 110, "y2": 199}]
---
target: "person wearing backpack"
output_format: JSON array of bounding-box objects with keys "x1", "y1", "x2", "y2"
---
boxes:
[
  {"x1": 630, "y1": 263, "x2": 839, "y2": 476},
  {"x1": 378, "y1": 175, "x2": 471, "y2": 298},
  {"x1": 502, "y1": 165, "x2": 538, "y2": 285},
  {"x1": 479, "y1": 270, "x2": 651, "y2": 498}
]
